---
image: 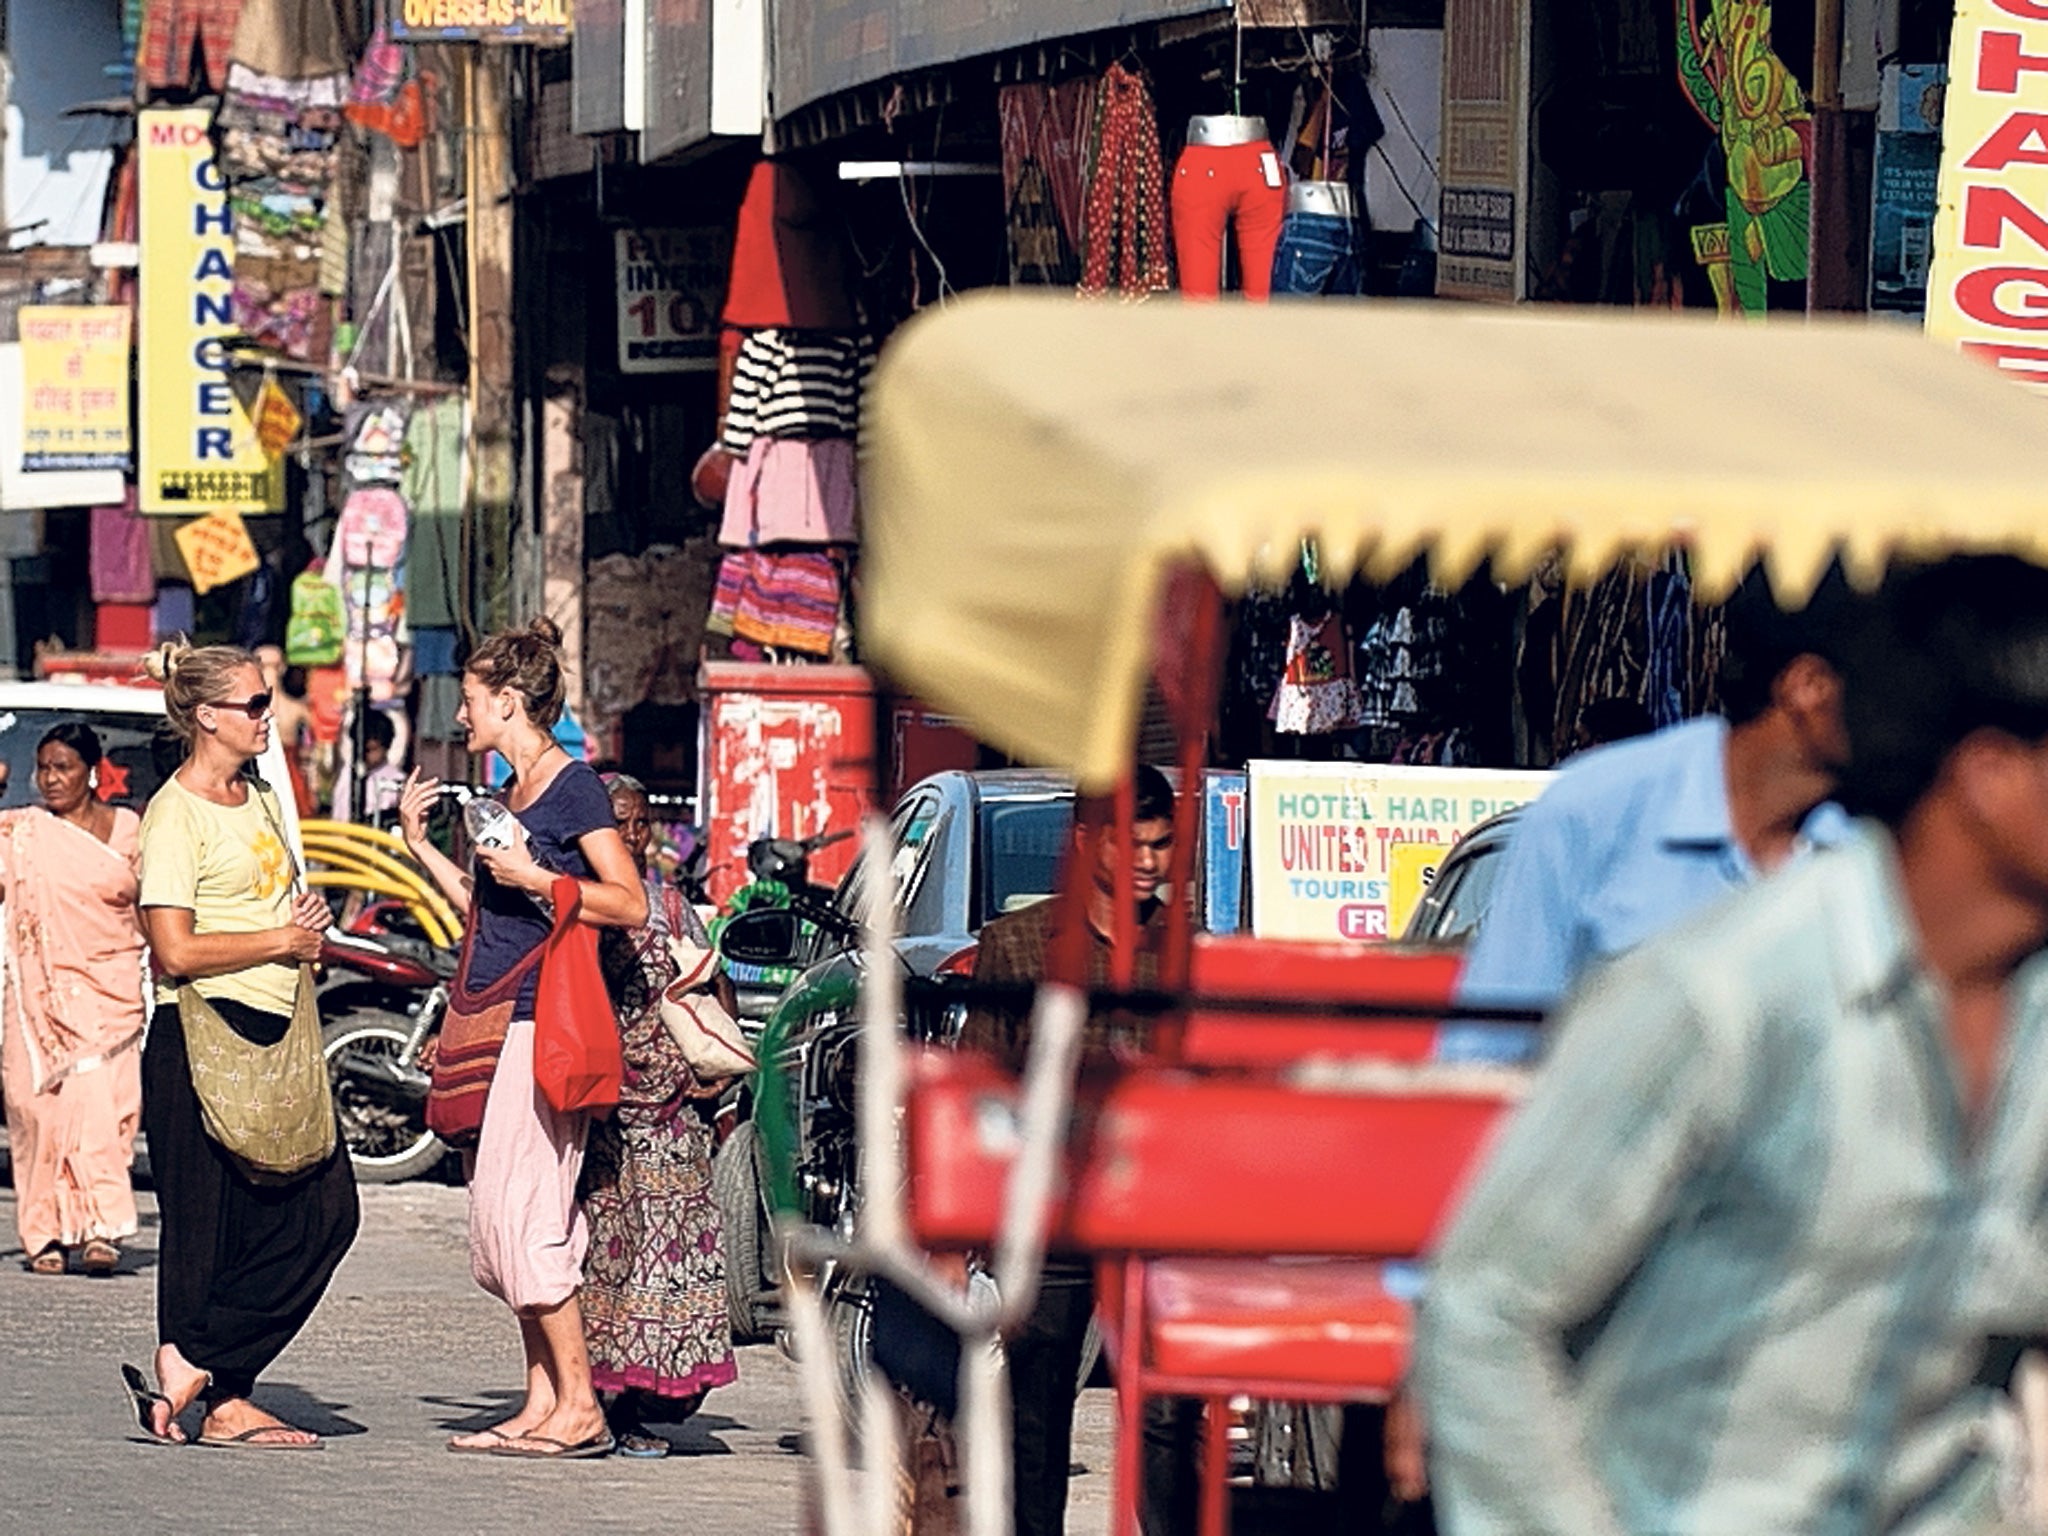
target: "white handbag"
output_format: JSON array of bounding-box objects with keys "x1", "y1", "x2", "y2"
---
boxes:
[{"x1": 659, "y1": 932, "x2": 757, "y2": 1081}]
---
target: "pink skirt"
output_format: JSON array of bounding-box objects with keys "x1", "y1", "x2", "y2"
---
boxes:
[
  {"x1": 466, "y1": 1021, "x2": 589, "y2": 1312},
  {"x1": 720, "y1": 435, "x2": 859, "y2": 548}
]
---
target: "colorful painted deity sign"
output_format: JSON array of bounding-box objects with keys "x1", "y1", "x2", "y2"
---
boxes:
[{"x1": 1676, "y1": 0, "x2": 1814, "y2": 313}]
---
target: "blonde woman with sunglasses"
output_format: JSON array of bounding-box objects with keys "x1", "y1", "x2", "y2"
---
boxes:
[{"x1": 121, "y1": 640, "x2": 359, "y2": 1449}]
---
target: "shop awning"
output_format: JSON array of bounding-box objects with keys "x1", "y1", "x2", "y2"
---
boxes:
[
  {"x1": 771, "y1": 0, "x2": 1227, "y2": 121},
  {"x1": 862, "y1": 294, "x2": 2048, "y2": 790}
]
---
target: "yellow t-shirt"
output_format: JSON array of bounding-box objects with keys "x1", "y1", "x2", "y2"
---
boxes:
[{"x1": 138, "y1": 775, "x2": 298, "y2": 1015}]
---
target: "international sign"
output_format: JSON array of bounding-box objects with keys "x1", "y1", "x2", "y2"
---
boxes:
[
  {"x1": 615, "y1": 229, "x2": 725, "y2": 374},
  {"x1": 19, "y1": 305, "x2": 130, "y2": 471},
  {"x1": 1248, "y1": 761, "x2": 1552, "y2": 941},
  {"x1": 136, "y1": 108, "x2": 282, "y2": 515},
  {"x1": 1927, "y1": 0, "x2": 2048, "y2": 384},
  {"x1": 394, "y1": 0, "x2": 571, "y2": 41}
]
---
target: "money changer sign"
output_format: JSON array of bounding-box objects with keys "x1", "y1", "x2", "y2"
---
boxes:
[
  {"x1": 137, "y1": 107, "x2": 281, "y2": 515},
  {"x1": 1928, "y1": 0, "x2": 2048, "y2": 386}
]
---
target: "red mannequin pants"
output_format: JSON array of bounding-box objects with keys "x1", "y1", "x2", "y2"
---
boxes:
[{"x1": 1171, "y1": 142, "x2": 1286, "y2": 301}]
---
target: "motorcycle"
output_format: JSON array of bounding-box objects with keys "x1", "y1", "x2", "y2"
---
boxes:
[
  {"x1": 318, "y1": 903, "x2": 455, "y2": 1184},
  {"x1": 712, "y1": 828, "x2": 855, "y2": 1023}
]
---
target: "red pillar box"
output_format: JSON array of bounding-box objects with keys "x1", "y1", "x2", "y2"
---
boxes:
[{"x1": 697, "y1": 661, "x2": 880, "y2": 907}]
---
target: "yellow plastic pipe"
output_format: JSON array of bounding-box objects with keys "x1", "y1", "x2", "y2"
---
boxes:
[
  {"x1": 302, "y1": 837, "x2": 462, "y2": 935},
  {"x1": 303, "y1": 871, "x2": 458, "y2": 948}
]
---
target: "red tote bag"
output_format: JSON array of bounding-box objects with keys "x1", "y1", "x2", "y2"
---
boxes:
[{"x1": 533, "y1": 876, "x2": 624, "y2": 1115}]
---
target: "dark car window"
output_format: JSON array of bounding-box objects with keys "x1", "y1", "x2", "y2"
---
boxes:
[
  {"x1": 976, "y1": 799, "x2": 1071, "y2": 930},
  {"x1": 0, "y1": 708, "x2": 169, "y2": 814},
  {"x1": 1409, "y1": 841, "x2": 1505, "y2": 946},
  {"x1": 835, "y1": 789, "x2": 944, "y2": 929}
]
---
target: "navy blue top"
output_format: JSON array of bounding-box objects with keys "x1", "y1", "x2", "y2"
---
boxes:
[{"x1": 465, "y1": 758, "x2": 614, "y2": 1016}]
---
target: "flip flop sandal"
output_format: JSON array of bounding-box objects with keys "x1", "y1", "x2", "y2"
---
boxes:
[
  {"x1": 614, "y1": 1433, "x2": 670, "y2": 1459},
  {"x1": 81, "y1": 1241, "x2": 120, "y2": 1276},
  {"x1": 28, "y1": 1246, "x2": 64, "y2": 1276},
  {"x1": 119, "y1": 1363, "x2": 187, "y2": 1446},
  {"x1": 197, "y1": 1426, "x2": 325, "y2": 1451},
  {"x1": 486, "y1": 1431, "x2": 616, "y2": 1460},
  {"x1": 446, "y1": 1427, "x2": 518, "y2": 1455}
]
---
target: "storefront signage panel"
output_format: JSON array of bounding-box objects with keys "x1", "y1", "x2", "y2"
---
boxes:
[
  {"x1": 393, "y1": 0, "x2": 571, "y2": 41},
  {"x1": 18, "y1": 305, "x2": 130, "y2": 472},
  {"x1": 1436, "y1": 0, "x2": 1530, "y2": 301},
  {"x1": 1928, "y1": 0, "x2": 2048, "y2": 385},
  {"x1": 1871, "y1": 64, "x2": 1946, "y2": 314},
  {"x1": 1247, "y1": 761, "x2": 1552, "y2": 942},
  {"x1": 137, "y1": 108, "x2": 281, "y2": 516},
  {"x1": 771, "y1": 0, "x2": 1227, "y2": 120},
  {"x1": 614, "y1": 229, "x2": 726, "y2": 372}
]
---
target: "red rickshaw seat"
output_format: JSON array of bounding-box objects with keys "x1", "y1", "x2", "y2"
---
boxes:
[{"x1": 1100, "y1": 1256, "x2": 1411, "y2": 1394}]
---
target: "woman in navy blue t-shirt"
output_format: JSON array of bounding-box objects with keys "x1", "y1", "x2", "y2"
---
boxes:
[{"x1": 398, "y1": 618, "x2": 647, "y2": 1459}]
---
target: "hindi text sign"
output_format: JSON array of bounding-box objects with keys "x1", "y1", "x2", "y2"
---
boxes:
[{"x1": 19, "y1": 306, "x2": 131, "y2": 472}]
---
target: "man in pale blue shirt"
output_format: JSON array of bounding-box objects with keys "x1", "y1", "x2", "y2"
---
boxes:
[
  {"x1": 1455, "y1": 571, "x2": 1857, "y2": 1018},
  {"x1": 1422, "y1": 555, "x2": 2048, "y2": 1535}
]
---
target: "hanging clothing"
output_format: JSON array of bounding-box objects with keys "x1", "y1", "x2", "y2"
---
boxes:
[
  {"x1": 707, "y1": 550, "x2": 847, "y2": 658},
  {"x1": 402, "y1": 398, "x2": 464, "y2": 629},
  {"x1": 1078, "y1": 64, "x2": 1173, "y2": 300},
  {"x1": 719, "y1": 436, "x2": 859, "y2": 548},
  {"x1": 0, "y1": 809, "x2": 148, "y2": 1258},
  {"x1": 139, "y1": 0, "x2": 243, "y2": 93},
  {"x1": 582, "y1": 882, "x2": 738, "y2": 1401},
  {"x1": 721, "y1": 161, "x2": 857, "y2": 330},
  {"x1": 1171, "y1": 143, "x2": 1286, "y2": 302},
  {"x1": 1000, "y1": 79, "x2": 1100, "y2": 287},
  {"x1": 90, "y1": 494, "x2": 154, "y2": 605},
  {"x1": 718, "y1": 329, "x2": 873, "y2": 452},
  {"x1": 1270, "y1": 612, "x2": 1366, "y2": 734},
  {"x1": 582, "y1": 539, "x2": 723, "y2": 741}
]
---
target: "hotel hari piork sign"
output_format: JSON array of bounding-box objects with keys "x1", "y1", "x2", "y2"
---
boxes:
[{"x1": 1928, "y1": 0, "x2": 2048, "y2": 385}]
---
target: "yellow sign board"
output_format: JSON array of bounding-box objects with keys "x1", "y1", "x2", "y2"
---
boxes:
[
  {"x1": 19, "y1": 306, "x2": 130, "y2": 471},
  {"x1": 1927, "y1": 0, "x2": 2048, "y2": 385},
  {"x1": 254, "y1": 376, "x2": 303, "y2": 459},
  {"x1": 173, "y1": 509, "x2": 262, "y2": 595},
  {"x1": 393, "y1": 0, "x2": 571, "y2": 41},
  {"x1": 137, "y1": 107, "x2": 281, "y2": 515},
  {"x1": 1247, "y1": 761, "x2": 1552, "y2": 942}
]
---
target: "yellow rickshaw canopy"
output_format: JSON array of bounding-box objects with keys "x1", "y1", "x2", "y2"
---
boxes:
[{"x1": 861, "y1": 294, "x2": 2048, "y2": 790}]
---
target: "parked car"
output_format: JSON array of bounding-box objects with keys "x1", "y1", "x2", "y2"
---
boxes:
[
  {"x1": 0, "y1": 680, "x2": 303, "y2": 841},
  {"x1": 714, "y1": 770, "x2": 1074, "y2": 1376},
  {"x1": 1399, "y1": 808, "x2": 1519, "y2": 947}
]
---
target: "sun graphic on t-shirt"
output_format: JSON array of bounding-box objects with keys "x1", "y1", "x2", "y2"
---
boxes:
[{"x1": 250, "y1": 830, "x2": 290, "y2": 901}]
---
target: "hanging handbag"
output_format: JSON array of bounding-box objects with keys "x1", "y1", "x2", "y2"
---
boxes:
[
  {"x1": 656, "y1": 887, "x2": 757, "y2": 1082},
  {"x1": 533, "y1": 875, "x2": 624, "y2": 1115},
  {"x1": 424, "y1": 910, "x2": 545, "y2": 1146},
  {"x1": 176, "y1": 785, "x2": 336, "y2": 1178}
]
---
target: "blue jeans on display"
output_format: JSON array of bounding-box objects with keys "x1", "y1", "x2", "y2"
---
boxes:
[{"x1": 1272, "y1": 209, "x2": 1365, "y2": 296}]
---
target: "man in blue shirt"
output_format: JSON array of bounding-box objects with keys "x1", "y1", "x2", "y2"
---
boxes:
[
  {"x1": 1421, "y1": 553, "x2": 2048, "y2": 1536},
  {"x1": 1456, "y1": 570, "x2": 1857, "y2": 1017},
  {"x1": 1387, "y1": 571, "x2": 1861, "y2": 1506}
]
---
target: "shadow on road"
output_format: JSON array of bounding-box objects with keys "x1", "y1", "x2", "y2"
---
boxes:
[
  {"x1": 257, "y1": 1382, "x2": 369, "y2": 1438},
  {"x1": 423, "y1": 1390, "x2": 525, "y2": 1434}
]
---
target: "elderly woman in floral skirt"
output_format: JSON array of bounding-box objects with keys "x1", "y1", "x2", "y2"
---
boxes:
[{"x1": 582, "y1": 773, "x2": 738, "y2": 1457}]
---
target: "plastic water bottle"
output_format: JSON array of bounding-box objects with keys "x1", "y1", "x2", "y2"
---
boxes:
[{"x1": 465, "y1": 796, "x2": 518, "y2": 851}]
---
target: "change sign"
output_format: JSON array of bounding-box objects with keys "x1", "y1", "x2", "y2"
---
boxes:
[
  {"x1": 1928, "y1": 0, "x2": 2048, "y2": 385},
  {"x1": 136, "y1": 107, "x2": 281, "y2": 515}
]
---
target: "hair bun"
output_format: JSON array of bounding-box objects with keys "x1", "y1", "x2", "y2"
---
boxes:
[
  {"x1": 526, "y1": 616, "x2": 564, "y2": 649},
  {"x1": 143, "y1": 637, "x2": 192, "y2": 686}
]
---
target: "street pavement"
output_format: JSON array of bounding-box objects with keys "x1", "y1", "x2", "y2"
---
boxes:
[{"x1": 0, "y1": 1178, "x2": 1121, "y2": 1535}]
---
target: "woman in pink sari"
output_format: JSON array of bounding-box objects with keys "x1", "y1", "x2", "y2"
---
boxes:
[{"x1": 0, "y1": 722, "x2": 146, "y2": 1276}]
